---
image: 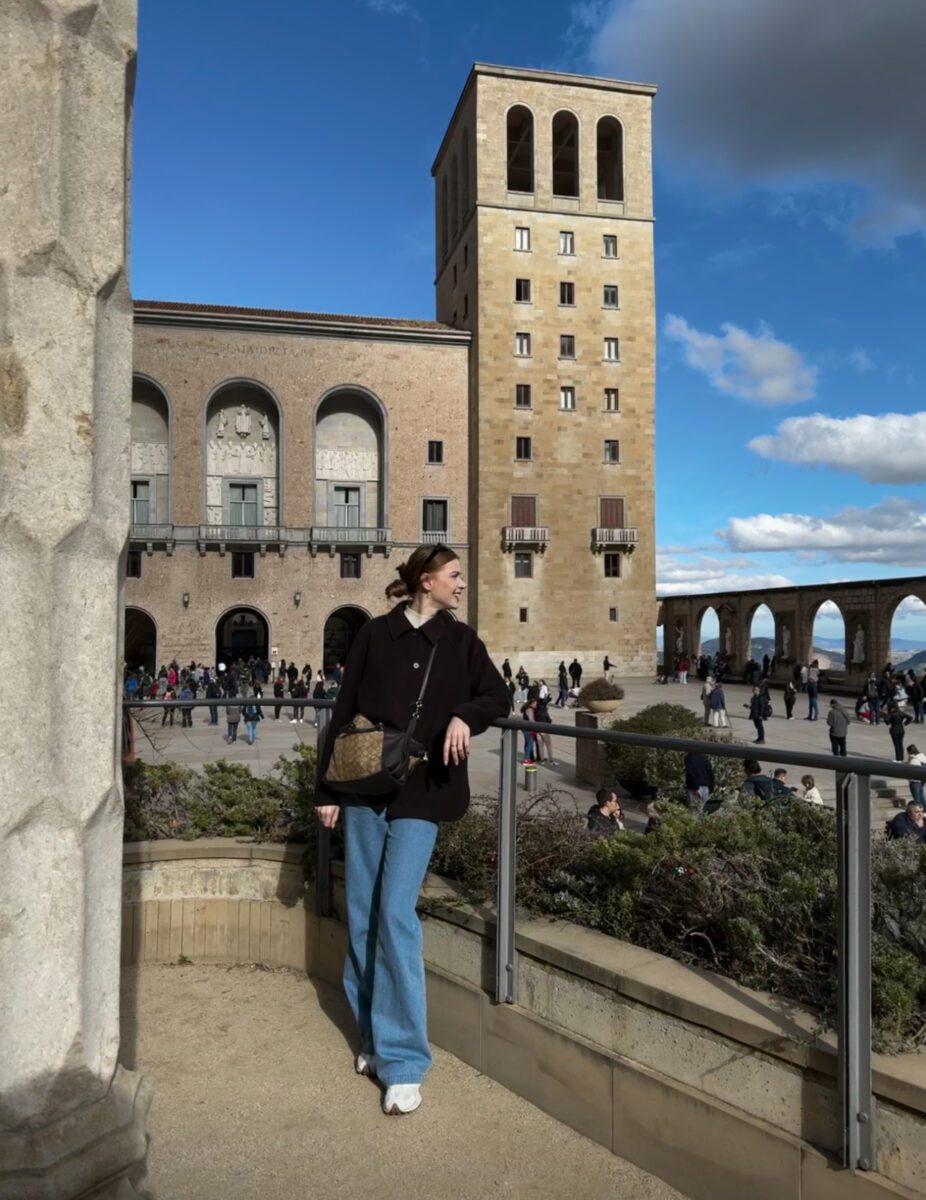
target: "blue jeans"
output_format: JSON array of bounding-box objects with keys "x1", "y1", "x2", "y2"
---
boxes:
[
  {"x1": 523, "y1": 731, "x2": 537, "y2": 760},
  {"x1": 687, "y1": 786, "x2": 710, "y2": 814},
  {"x1": 245, "y1": 720, "x2": 258, "y2": 743},
  {"x1": 910, "y1": 781, "x2": 925, "y2": 805},
  {"x1": 808, "y1": 693, "x2": 818, "y2": 720},
  {"x1": 342, "y1": 806, "x2": 438, "y2": 1086},
  {"x1": 209, "y1": 705, "x2": 218, "y2": 725}
]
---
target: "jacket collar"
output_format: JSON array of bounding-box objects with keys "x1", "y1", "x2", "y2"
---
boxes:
[{"x1": 386, "y1": 602, "x2": 451, "y2": 645}]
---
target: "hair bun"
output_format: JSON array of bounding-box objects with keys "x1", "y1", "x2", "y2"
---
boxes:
[{"x1": 396, "y1": 561, "x2": 411, "y2": 587}]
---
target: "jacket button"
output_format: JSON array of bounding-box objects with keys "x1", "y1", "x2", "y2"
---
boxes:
[{"x1": 413, "y1": 662, "x2": 420, "y2": 669}]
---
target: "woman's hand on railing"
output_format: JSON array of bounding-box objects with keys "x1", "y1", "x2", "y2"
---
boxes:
[
  {"x1": 315, "y1": 805, "x2": 340, "y2": 829},
  {"x1": 443, "y1": 716, "x2": 472, "y2": 766}
]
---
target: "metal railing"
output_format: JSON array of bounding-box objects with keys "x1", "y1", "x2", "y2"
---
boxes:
[
  {"x1": 309, "y1": 526, "x2": 391, "y2": 544},
  {"x1": 592, "y1": 526, "x2": 638, "y2": 547},
  {"x1": 502, "y1": 526, "x2": 549, "y2": 549},
  {"x1": 122, "y1": 696, "x2": 926, "y2": 1174},
  {"x1": 420, "y1": 530, "x2": 449, "y2": 544}
]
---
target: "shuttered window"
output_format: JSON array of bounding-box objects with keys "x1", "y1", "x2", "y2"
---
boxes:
[
  {"x1": 599, "y1": 497, "x2": 625, "y2": 527},
  {"x1": 510, "y1": 495, "x2": 537, "y2": 526}
]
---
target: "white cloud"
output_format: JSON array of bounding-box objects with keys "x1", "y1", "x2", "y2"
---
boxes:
[
  {"x1": 664, "y1": 315, "x2": 817, "y2": 404},
  {"x1": 722, "y1": 499, "x2": 926, "y2": 564},
  {"x1": 656, "y1": 551, "x2": 793, "y2": 597},
  {"x1": 848, "y1": 348, "x2": 874, "y2": 373},
  {"x1": 749, "y1": 412, "x2": 926, "y2": 483},
  {"x1": 893, "y1": 596, "x2": 926, "y2": 620},
  {"x1": 587, "y1": 0, "x2": 926, "y2": 245}
]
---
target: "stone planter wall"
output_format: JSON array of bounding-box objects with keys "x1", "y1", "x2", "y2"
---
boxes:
[{"x1": 123, "y1": 840, "x2": 926, "y2": 1200}]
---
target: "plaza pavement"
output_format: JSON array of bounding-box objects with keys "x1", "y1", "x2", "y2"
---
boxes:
[
  {"x1": 121, "y1": 962, "x2": 686, "y2": 1200},
  {"x1": 132, "y1": 677, "x2": 916, "y2": 829}
]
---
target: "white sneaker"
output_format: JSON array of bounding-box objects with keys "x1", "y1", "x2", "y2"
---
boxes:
[
  {"x1": 382, "y1": 1084, "x2": 422, "y2": 1115},
  {"x1": 355, "y1": 1053, "x2": 376, "y2": 1077},
  {"x1": 290, "y1": 718, "x2": 297, "y2": 724}
]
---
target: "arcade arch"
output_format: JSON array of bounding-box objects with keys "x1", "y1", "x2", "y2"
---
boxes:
[
  {"x1": 124, "y1": 607, "x2": 157, "y2": 673},
  {"x1": 696, "y1": 605, "x2": 719, "y2": 658},
  {"x1": 810, "y1": 600, "x2": 846, "y2": 671},
  {"x1": 597, "y1": 116, "x2": 624, "y2": 201},
  {"x1": 215, "y1": 607, "x2": 270, "y2": 666},
  {"x1": 551, "y1": 110, "x2": 579, "y2": 197},
  {"x1": 314, "y1": 388, "x2": 386, "y2": 531},
  {"x1": 204, "y1": 380, "x2": 280, "y2": 530},
  {"x1": 506, "y1": 105, "x2": 534, "y2": 192},
  {"x1": 323, "y1": 606, "x2": 370, "y2": 671},
  {"x1": 889, "y1": 595, "x2": 926, "y2": 669},
  {"x1": 747, "y1": 603, "x2": 774, "y2": 662}
]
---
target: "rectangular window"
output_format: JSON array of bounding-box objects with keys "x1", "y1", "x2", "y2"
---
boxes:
[
  {"x1": 515, "y1": 331, "x2": 531, "y2": 357},
  {"x1": 131, "y1": 480, "x2": 150, "y2": 525},
  {"x1": 604, "y1": 387, "x2": 620, "y2": 412},
  {"x1": 604, "y1": 553, "x2": 622, "y2": 578},
  {"x1": 515, "y1": 436, "x2": 532, "y2": 461},
  {"x1": 604, "y1": 336, "x2": 620, "y2": 361},
  {"x1": 604, "y1": 439, "x2": 620, "y2": 464},
  {"x1": 229, "y1": 483, "x2": 259, "y2": 527},
  {"x1": 559, "y1": 230, "x2": 575, "y2": 255},
  {"x1": 427, "y1": 439, "x2": 444, "y2": 465},
  {"x1": 340, "y1": 552, "x2": 361, "y2": 580},
  {"x1": 515, "y1": 225, "x2": 531, "y2": 251},
  {"x1": 599, "y1": 496, "x2": 625, "y2": 527},
  {"x1": 603, "y1": 234, "x2": 618, "y2": 258},
  {"x1": 515, "y1": 277, "x2": 532, "y2": 303},
  {"x1": 559, "y1": 386, "x2": 576, "y2": 411},
  {"x1": 559, "y1": 281, "x2": 575, "y2": 306},
  {"x1": 332, "y1": 485, "x2": 361, "y2": 528},
  {"x1": 232, "y1": 551, "x2": 255, "y2": 579},
  {"x1": 514, "y1": 551, "x2": 533, "y2": 578},
  {"x1": 511, "y1": 494, "x2": 537, "y2": 526},
  {"x1": 519, "y1": 607, "x2": 529, "y2": 623},
  {"x1": 609, "y1": 607, "x2": 619, "y2": 622},
  {"x1": 515, "y1": 383, "x2": 532, "y2": 409},
  {"x1": 603, "y1": 284, "x2": 619, "y2": 308},
  {"x1": 559, "y1": 334, "x2": 575, "y2": 359},
  {"x1": 126, "y1": 550, "x2": 142, "y2": 579},
  {"x1": 422, "y1": 498, "x2": 448, "y2": 534}
]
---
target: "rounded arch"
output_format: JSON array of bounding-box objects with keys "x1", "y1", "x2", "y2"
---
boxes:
[
  {"x1": 131, "y1": 374, "x2": 172, "y2": 525},
  {"x1": 124, "y1": 606, "x2": 158, "y2": 674},
  {"x1": 214, "y1": 605, "x2": 271, "y2": 668},
  {"x1": 323, "y1": 605, "x2": 372, "y2": 671},
  {"x1": 202, "y1": 377, "x2": 284, "y2": 530},
  {"x1": 808, "y1": 598, "x2": 846, "y2": 671},
  {"x1": 596, "y1": 115, "x2": 624, "y2": 202},
  {"x1": 313, "y1": 384, "x2": 389, "y2": 530},
  {"x1": 551, "y1": 109, "x2": 580, "y2": 198},
  {"x1": 506, "y1": 103, "x2": 535, "y2": 193},
  {"x1": 696, "y1": 604, "x2": 720, "y2": 658},
  {"x1": 745, "y1": 602, "x2": 775, "y2": 664},
  {"x1": 887, "y1": 593, "x2": 926, "y2": 670}
]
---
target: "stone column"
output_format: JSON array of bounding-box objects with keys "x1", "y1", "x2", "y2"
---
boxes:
[{"x1": 0, "y1": 4, "x2": 149, "y2": 1198}]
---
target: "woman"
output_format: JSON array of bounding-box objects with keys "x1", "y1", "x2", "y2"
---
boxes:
[
  {"x1": 533, "y1": 688, "x2": 556, "y2": 766},
  {"x1": 520, "y1": 694, "x2": 539, "y2": 763},
  {"x1": 906, "y1": 744, "x2": 926, "y2": 806},
  {"x1": 783, "y1": 679, "x2": 797, "y2": 720},
  {"x1": 801, "y1": 774, "x2": 824, "y2": 805},
  {"x1": 700, "y1": 676, "x2": 714, "y2": 726},
  {"x1": 315, "y1": 544, "x2": 509, "y2": 1117},
  {"x1": 887, "y1": 704, "x2": 911, "y2": 761},
  {"x1": 708, "y1": 682, "x2": 728, "y2": 728}
]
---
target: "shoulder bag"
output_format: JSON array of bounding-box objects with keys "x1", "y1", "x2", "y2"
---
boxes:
[{"x1": 322, "y1": 643, "x2": 438, "y2": 795}]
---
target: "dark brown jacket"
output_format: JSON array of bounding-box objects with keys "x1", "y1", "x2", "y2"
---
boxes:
[{"x1": 316, "y1": 604, "x2": 510, "y2": 822}]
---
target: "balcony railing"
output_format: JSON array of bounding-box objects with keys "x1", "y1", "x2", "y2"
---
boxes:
[
  {"x1": 592, "y1": 526, "x2": 638, "y2": 550},
  {"x1": 420, "y1": 530, "x2": 449, "y2": 545},
  {"x1": 129, "y1": 524, "x2": 391, "y2": 553},
  {"x1": 201, "y1": 525, "x2": 282, "y2": 542},
  {"x1": 130, "y1": 524, "x2": 174, "y2": 542},
  {"x1": 502, "y1": 526, "x2": 549, "y2": 551}
]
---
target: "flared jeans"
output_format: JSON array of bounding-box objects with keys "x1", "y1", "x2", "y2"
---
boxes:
[{"x1": 342, "y1": 805, "x2": 438, "y2": 1086}]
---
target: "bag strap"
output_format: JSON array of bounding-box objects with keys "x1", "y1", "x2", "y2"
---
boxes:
[{"x1": 405, "y1": 641, "x2": 439, "y2": 739}]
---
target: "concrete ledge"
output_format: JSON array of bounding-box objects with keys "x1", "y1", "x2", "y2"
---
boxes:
[{"x1": 122, "y1": 840, "x2": 926, "y2": 1199}]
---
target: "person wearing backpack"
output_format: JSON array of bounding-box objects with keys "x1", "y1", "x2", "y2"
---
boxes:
[{"x1": 243, "y1": 693, "x2": 263, "y2": 745}]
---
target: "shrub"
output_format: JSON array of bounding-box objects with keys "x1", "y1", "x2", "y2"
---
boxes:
[
  {"x1": 603, "y1": 703, "x2": 703, "y2": 784},
  {"x1": 577, "y1": 677, "x2": 625, "y2": 706}
]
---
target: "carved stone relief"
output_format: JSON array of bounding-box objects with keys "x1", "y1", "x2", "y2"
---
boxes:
[
  {"x1": 131, "y1": 441, "x2": 169, "y2": 474},
  {"x1": 206, "y1": 437, "x2": 276, "y2": 477},
  {"x1": 316, "y1": 448, "x2": 379, "y2": 481}
]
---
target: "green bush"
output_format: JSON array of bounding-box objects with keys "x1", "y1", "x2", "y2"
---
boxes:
[
  {"x1": 603, "y1": 703, "x2": 704, "y2": 784},
  {"x1": 576, "y1": 677, "x2": 625, "y2": 705}
]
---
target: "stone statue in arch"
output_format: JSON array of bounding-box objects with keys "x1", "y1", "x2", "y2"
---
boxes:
[
  {"x1": 216, "y1": 409, "x2": 228, "y2": 438},
  {"x1": 724, "y1": 626, "x2": 732, "y2": 656},
  {"x1": 852, "y1": 623, "x2": 865, "y2": 665},
  {"x1": 780, "y1": 622, "x2": 791, "y2": 658},
  {"x1": 259, "y1": 412, "x2": 272, "y2": 440},
  {"x1": 236, "y1": 404, "x2": 251, "y2": 437},
  {"x1": 675, "y1": 623, "x2": 684, "y2": 653}
]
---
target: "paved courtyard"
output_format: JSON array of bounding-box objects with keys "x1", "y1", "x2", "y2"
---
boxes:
[
  {"x1": 121, "y1": 963, "x2": 686, "y2": 1200},
  {"x1": 131, "y1": 677, "x2": 917, "y2": 828}
]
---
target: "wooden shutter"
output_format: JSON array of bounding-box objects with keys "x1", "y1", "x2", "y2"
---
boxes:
[
  {"x1": 599, "y1": 497, "x2": 624, "y2": 528},
  {"x1": 511, "y1": 495, "x2": 536, "y2": 526}
]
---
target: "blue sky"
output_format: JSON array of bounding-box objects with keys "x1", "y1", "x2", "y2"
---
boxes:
[{"x1": 133, "y1": 0, "x2": 926, "y2": 643}]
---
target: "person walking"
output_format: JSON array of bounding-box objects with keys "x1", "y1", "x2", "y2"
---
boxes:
[
  {"x1": 243, "y1": 694, "x2": 262, "y2": 745},
  {"x1": 677, "y1": 654, "x2": 689, "y2": 685},
  {"x1": 533, "y1": 688, "x2": 555, "y2": 766},
  {"x1": 568, "y1": 657, "x2": 582, "y2": 688},
  {"x1": 684, "y1": 751, "x2": 714, "y2": 814},
  {"x1": 501, "y1": 657, "x2": 512, "y2": 682},
  {"x1": 887, "y1": 704, "x2": 911, "y2": 761},
  {"x1": 905, "y1": 744, "x2": 926, "y2": 806},
  {"x1": 315, "y1": 543, "x2": 509, "y2": 1116},
  {"x1": 700, "y1": 676, "x2": 714, "y2": 726},
  {"x1": 910, "y1": 677, "x2": 924, "y2": 724},
  {"x1": 160, "y1": 686, "x2": 175, "y2": 727},
  {"x1": 224, "y1": 694, "x2": 242, "y2": 743},
  {"x1": 826, "y1": 698, "x2": 851, "y2": 756},
  {"x1": 709, "y1": 682, "x2": 729, "y2": 729},
  {"x1": 273, "y1": 674, "x2": 285, "y2": 719},
  {"x1": 747, "y1": 685, "x2": 766, "y2": 745},
  {"x1": 806, "y1": 674, "x2": 819, "y2": 721},
  {"x1": 555, "y1": 662, "x2": 569, "y2": 708},
  {"x1": 206, "y1": 677, "x2": 221, "y2": 726},
  {"x1": 783, "y1": 679, "x2": 797, "y2": 720},
  {"x1": 312, "y1": 669, "x2": 326, "y2": 725},
  {"x1": 179, "y1": 682, "x2": 194, "y2": 728}
]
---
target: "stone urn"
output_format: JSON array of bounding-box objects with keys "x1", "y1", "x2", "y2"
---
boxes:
[{"x1": 586, "y1": 699, "x2": 622, "y2": 714}]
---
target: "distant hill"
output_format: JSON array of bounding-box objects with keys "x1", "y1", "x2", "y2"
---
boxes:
[
  {"x1": 701, "y1": 636, "x2": 843, "y2": 668},
  {"x1": 900, "y1": 649, "x2": 926, "y2": 672}
]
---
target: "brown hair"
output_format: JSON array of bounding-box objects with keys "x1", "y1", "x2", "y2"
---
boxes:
[
  {"x1": 396, "y1": 543, "x2": 458, "y2": 596},
  {"x1": 384, "y1": 579, "x2": 407, "y2": 601}
]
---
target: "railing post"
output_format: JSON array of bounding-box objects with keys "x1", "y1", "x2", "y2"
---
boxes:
[
  {"x1": 495, "y1": 726, "x2": 519, "y2": 1004},
  {"x1": 836, "y1": 771, "x2": 874, "y2": 1170},
  {"x1": 315, "y1": 706, "x2": 333, "y2": 918}
]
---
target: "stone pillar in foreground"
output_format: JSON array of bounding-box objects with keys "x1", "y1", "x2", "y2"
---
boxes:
[{"x1": 0, "y1": 3, "x2": 149, "y2": 1197}]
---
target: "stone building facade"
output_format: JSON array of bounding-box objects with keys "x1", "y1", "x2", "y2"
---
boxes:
[{"x1": 127, "y1": 63, "x2": 657, "y2": 678}]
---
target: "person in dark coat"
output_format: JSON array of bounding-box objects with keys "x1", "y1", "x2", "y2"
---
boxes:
[
  {"x1": 747, "y1": 686, "x2": 766, "y2": 745},
  {"x1": 179, "y1": 683, "x2": 194, "y2": 728},
  {"x1": 272, "y1": 675, "x2": 285, "y2": 719},
  {"x1": 315, "y1": 543, "x2": 509, "y2": 1117},
  {"x1": 887, "y1": 705, "x2": 911, "y2": 761},
  {"x1": 684, "y1": 751, "x2": 715, "y2": 813},
  {"x1": 501, "y1": 657, "x2": 512, "y2": 681},
  {"x1": 783, "y1": 679, "x2": 797, "y2": 720},
  {"x1": 826, "y1": 698, "x2": 851, "y2": 756},
  {"x1": 569, "y1": 657, "x2": 583, "y2": 688},
  {"x1": 586, "y1": 788, "x2": 625, "y2": 835},
  {"x1": 887, "y1": 802, "x2": 926, "y2": 842},
  {"x1": 224, "y1": 695, "x2": 242, "y2": 742}
]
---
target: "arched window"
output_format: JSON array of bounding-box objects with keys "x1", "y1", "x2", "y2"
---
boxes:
[
  {"x1": 131, "y1": 377, "x2": 170, "y2": 527},
  {"x1": 507, "y1": 105, "x2": 534, "y2": 193},
  {"x1": 204, "y1": 381, "x2": 280, "y2": 530},
  {"x1": 552, "y1": 110, "x2": 579, "y2": 197},
  {"x1": 314, "y1": 389, "x2": 386, "y2": 532},
  {"x1": 597, "y1": 116, "x2": 624, "y2": 201},
  {"x1": 461, "y1": 130, "x2": 470, "y2": 215},
  {"x1": 450, "y1": 154, "x2": 459, "y2": 241},
  {"x1": 440, "y1": 174, "x2": 449, "y2": 261}
]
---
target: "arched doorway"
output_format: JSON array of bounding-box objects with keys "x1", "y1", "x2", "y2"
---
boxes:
[
  {"x1": 324, "y1": 606, "x2": 370, "y2": 672},
  {"x1": 124, "y1": 607, "x2": 157, "y2": 673},
  {"x1": 810, "y1": 600, "x2": 846, "y2": 671},
  {"x1": 216, "y1": 607, "x2": 269, "y2": 666},
  {"x1": 748, "y1": 603, "x2": 775, "y2": 665},
  {"x1": 889, "y1": 595, "x2": 926, "y2": 671}
]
